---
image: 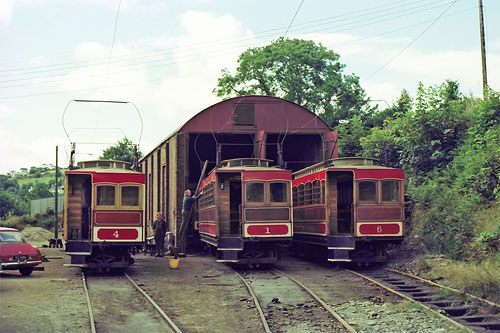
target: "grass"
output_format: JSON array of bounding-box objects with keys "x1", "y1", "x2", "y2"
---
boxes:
[
  {"x1": 16, "y1": 172, "x2": 55, "y2": 186},
  {"x1": 420, "y1": 256, "x2": 500, "y2": 305}
]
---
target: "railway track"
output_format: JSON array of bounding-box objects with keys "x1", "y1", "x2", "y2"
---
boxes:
[
  {"x1": 347, "y1": 268, "x2": 500, "y2": 332},
  {"x1": 234, "y1": 268, "x2": 356, "y2": 332},
  {"x1": 81, "y1": 271, "x2": 182, "y2": 333}
]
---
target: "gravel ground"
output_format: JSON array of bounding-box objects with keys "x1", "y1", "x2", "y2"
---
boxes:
[
  {"x1": 0, "y1": 239, "x2": 465, "y2": 332},
  {"x1": 335, "y1": 300, "x2": 460, "y2": 333}
]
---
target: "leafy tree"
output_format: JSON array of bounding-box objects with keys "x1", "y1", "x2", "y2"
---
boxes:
[
  {"x1": 100, "y1": 137, "x2": 143, "y2": 166},
  {"x1": 336, "y1": 116, "x2": 370, "y2": 157},
  {"x1": 213, "y1": 37, "x2": 370, "y2": 127},
  {"x1": 0, "y1": 191, "x2": 15, "y2": 219},
  {"x1": 0, "y1": 175, "x2": 19, "y2": 193},
  {"x1": 28, "y1": 182, "x2": 52, "y2": 200}
]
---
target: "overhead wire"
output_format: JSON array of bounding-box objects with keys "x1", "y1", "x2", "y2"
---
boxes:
[
  {"x1": 0, "y1": 0, "x2": 423, "y2": 72},
  {"x1": 366, "y1": 0, "x2": 458, "y2": 80},
  {"x1": 0, "y1": 0, "x2": 457, "y2": 83},
  {"x1": 0, "y1": 1, "x2": 472, "y2": 99},
  {"x1": 283, "y1": 0, "x2": 304, "y2": 38},
  {"x1": 92, "y1": 0, "x2": 122, "y2": 143},
  {"x1": 0, "y1": 4, "x2": 469, "y2": 95}
]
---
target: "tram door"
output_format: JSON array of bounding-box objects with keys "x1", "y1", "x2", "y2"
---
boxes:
[
  {"x1": 218, "y1": 173, "x2": 241, "y2": 237},
  {"x1": 331, "y1": 172, "x2": 353, "y2": 234},
  {"x1": 229, "y1": 179, "x2": 242, "y2": 235}
]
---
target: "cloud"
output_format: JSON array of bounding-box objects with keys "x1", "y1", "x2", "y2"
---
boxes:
[
  {"x1": 0, "y1": 127, "x2": 65, "y2": 173},
  {"x1": 143, "y1": 11, "x2": 255, "y2": 125},
  {"x1": 0, "y1": 0, "x2": 15, "y2": 25},
  {"x1": 0, "y1": 104, "x2": 15, "y2": 118}
]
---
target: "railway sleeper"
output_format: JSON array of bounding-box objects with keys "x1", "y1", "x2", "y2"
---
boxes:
[
  {"x1": 456, "y1": 315, "x2": 500, "y2": 323},
  {"x1": 424, "y1": 300, "x2": 465, "y2": 307},
  {"x1": 410, "y1": 292, "x2": 433, "y2": 297},
  {"x1": 394, "y1": 285, "x2": 422, "y2": 291},
  {"x1": 458, "y1": 316, "x2": 500, "y2": 330},
  {"x1": 434, "y1": 305, "x2": 476, "y2": 317},
  {"x1": 465, "y1": 320, "x2": 500, "y2": 330},
  {"x1": 412, "y1": 296, "x2": 433, "y2": 302}
]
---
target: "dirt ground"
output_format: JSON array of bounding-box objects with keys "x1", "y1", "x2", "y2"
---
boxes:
[
  {"x1": 0, "y1": 243, "x2": 449, "y2": 333},
  {"x1": 0, "y1": 246, "x2": 88, "y2": 333},
  {"x1": 0, "y1": 245, "x2": 389, "y2": 332}
]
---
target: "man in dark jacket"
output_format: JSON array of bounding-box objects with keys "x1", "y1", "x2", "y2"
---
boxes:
[
  {"x1": 153, "y1": 212, "x2": 167, "y2": 257},
  {"x1": 179, "y1": 189, "x2": 199, "y2": 253}
]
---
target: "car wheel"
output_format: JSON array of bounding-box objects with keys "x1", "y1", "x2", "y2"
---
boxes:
[{"x1": 19, "y1": 267, "x2": 34, "y2": 276}]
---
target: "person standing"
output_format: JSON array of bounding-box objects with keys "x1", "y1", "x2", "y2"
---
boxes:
[
  {"x1": 179, "y1": 189, "x2": 200, "y2": 253},
  {"x1": 153, "y1": 212, "x2": 167, "y2": 257}
]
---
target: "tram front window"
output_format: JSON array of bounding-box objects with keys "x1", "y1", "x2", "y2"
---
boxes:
[
  {"x1": 97, "y1": 186, "x2": 115, "y2": 206},
  {"x1": 382, "y1": 180, "x2": 400, "y2": 202},
  {"x1": 358, "y1": 181, "x2": 376, "y2": 202},
  {"x1": 122, "y1": 186, "x2": 139, "y2": 206},
  {"x1": 270, "y1": 182, "x2": 287, "y2": 203},
  {"x1": 246, "y1": 182, "x2": 264, "y2": 203}
]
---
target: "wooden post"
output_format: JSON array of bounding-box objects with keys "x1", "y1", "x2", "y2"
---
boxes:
[
  {"x1": 478, "y1": 0, "x2": 488, "y2": 97},
  {"x1": 54, "y1": 146, "x2": 59, "y2": 240}
]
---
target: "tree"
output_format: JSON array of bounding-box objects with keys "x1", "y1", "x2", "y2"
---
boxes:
[
  {"x1": 0, "y1": 191, "x2": 15, "y2": 219},
  {"x1": 213, "y1": 37, "x2": 370, "y2": 127},
  {"x1": 100, "y1": 137, "x2": 143, "y2": 166},
  {"x1": 0, "y1": 175, "x2": 19, "y2": 193}
]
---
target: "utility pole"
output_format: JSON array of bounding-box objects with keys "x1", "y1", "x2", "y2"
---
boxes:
[
  {"x1": 54, "y1": 146, "x2": 59, "y2": 240},
  {"x1": 478, "y1": 0, "x2": 488, "y2": 97}
]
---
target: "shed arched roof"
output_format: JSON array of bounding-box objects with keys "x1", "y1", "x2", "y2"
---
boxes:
[
  {"x1": 179, "y1": 95, "x2": 331, "y2": 134},
  {"x1": 142, "y1": 95, "x2": 333, "y2": 161}
]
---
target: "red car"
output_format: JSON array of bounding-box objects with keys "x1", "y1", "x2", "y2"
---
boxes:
[{"x1": 0, "y1": 227, "x2": 44, "y2": 276}]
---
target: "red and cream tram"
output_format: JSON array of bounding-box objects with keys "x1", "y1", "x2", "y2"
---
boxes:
[
  {"x1": 197, "y1": 158, "x2": 292, "y2": 265},
  {"x1": 292, "y1": 158, "x2": 404, "y2": 263},
  {"x1": 63, "y1": 160, "x2": 145, "y2": 270}
]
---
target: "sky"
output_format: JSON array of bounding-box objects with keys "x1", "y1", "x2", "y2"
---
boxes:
[{"x1": 1, "y1": 0, "x2": 499, "y2": 174}]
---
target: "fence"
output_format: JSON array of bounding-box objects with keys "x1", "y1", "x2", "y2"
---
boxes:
[{"x1": 30, "y1": 197, "x2": 63, "y2": 216}]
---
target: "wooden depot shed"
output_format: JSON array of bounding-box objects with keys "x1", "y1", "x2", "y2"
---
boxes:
[{"x1": 138, "y1": 95, "x2": 338, "y2": 252}]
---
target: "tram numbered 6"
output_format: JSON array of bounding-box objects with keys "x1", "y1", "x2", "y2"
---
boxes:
[{"x1": 292, "y1": 157, "x2": 405, "y2": 264}]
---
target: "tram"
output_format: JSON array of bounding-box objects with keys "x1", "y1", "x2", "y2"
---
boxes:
[
  {"x1": 292, "y1": 157, "x2": 404, "y2": 263},
  {"x1": 63, "y1": 160, "x2": 145, "y2": 270},
  {"x1": 196, "y1": 158, "x2": 292, "y2": 265}
]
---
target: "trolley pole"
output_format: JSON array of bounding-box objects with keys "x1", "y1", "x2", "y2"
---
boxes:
[
  {"x1": 478, "y1": 0, "x2": 488, "y2": 97},
  {"x1": 54, "y1": 146, "x2": 59, "y2": 240}
]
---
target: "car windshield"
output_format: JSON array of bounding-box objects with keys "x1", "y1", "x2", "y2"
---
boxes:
[{"x1": 0, "y1": 231, "x2": 25, "y2": 244}]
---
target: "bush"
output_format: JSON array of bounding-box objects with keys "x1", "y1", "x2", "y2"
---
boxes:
[
  {"x1": 40, "y1": 218, "x2": 53, "y2": 229},
  {"x1": 19, "y1": 215, "x2": 36, "y2": 225},
  {"x1": 409, "y1": 178, "x2": 477, "y2": 259},
  {"x1": 0, "y1": 221, "x2": 22, "y2": 231}
]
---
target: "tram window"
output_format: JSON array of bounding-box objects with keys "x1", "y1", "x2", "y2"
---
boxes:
[
  {"x1": 270, "y1": 182, "x2": 287, "y2": 203},
  {"x1": 292, "y1": 186, "x2": 298, "y2": 207},
  {"x1": 97, "y1": 186, "x2": 115, "y2": 206},
  {"x1": 122, "y1": 186, "x2": 139, "y2": 206},
  {"x1": 321, "y1": 180, "x2": 326, "y2": 204},
  {"x1": 382, "y1": 180, "x2": 400, "y2": 202},
  {"x1": 246, "y1": 182, "x2": 264, "y2": 203},
  {"x1": 312, "y1": 180, "x2": 321, "y2": 204},
  {"x1": 304, "y1": 182, "x2": 313, "y2": 205},
  {"x1": 358, "y1": 181, "x2": 376, "y2": 202},
  {"x1": 298, "y1": 184, "x2": 305, "y2": 206}
]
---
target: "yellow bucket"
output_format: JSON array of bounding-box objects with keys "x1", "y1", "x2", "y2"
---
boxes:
[{"x1": 168, "y1": 258, "x2": 180, "y2": 269}]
